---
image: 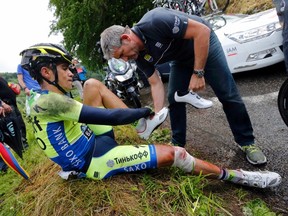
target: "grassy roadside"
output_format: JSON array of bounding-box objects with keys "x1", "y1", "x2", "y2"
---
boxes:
[
  {"x1": 0, "y1": 124, "x2": 279, "y2": 215},
  {"x1": 0, "y1": 95, "x2": 279, "y2": 215}
]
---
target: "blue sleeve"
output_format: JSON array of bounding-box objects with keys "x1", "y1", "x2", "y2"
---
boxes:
[
  {"x1": 82, "y1": 66, "x2": 87, "y2": 74},
  {"x1": 78, "y1": 106, "x2": 151, "y2": 125},
  {"x1": 17, "y1": 64, "x2": 23, "y2": 75}
]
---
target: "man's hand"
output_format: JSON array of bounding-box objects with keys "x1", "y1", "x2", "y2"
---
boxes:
[
  {"x1": 0, "y1": 102, "x2": 12, "y2": 117},
  {"x1": 24, "y1": 88, "x2": 31, "y2": 96},
  {"x1": 0, "y1": 107, "x2": 5, "y2": 116},
  {"x1": 189, "y1": 74, "x2": 206, "y2": 92}
]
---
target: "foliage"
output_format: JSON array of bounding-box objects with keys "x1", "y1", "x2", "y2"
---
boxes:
[
  {"x1": 48, "y1": 0, "x2": 153, "y2": 72},
  {"x1": 46, "y1": 0, "x2": 276, "y2": 80},
  {"x1": 0, "y1": 73, "x2": 18, "y2": 84}
]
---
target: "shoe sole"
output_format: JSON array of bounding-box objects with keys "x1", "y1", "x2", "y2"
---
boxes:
[
  {"x1": 147, "y1": 112, "x2": 168, "y2": 136},
  {"x1": 240, "y1": 169, "x2": 282, "y2": 188},
  {"x1": 138, "y1": 108, "x2": 169, "y2": 139},
  {"x1": 246, "y1": 155, "x2": 267, "y2": 165}
]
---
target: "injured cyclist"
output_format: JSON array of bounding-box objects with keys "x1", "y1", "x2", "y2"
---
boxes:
[{"x1": 19, "y1": 43, "x2": 281, "y2": 188}]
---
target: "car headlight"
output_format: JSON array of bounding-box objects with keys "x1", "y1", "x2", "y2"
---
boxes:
[{"x1": 226, "y1": 22, "x2": 282, "y2": 44}]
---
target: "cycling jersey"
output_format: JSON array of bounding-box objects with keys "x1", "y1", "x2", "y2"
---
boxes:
[{"x1": 29, "y1": 90, "x2": 151, "y2": 173}]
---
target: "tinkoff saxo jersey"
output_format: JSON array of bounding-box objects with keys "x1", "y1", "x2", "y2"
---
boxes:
[
  {"x1": 29, "y1": 90, "x2": 152, "y2": 173},
  {"x1": 29, "y1": 91, "x2": 95, "y2": 172}
]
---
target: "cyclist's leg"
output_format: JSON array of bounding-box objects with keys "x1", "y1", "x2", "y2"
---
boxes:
[
  {"x1": 86, "y1": 140, "x2": 282, "y2": 188},
  {"x1": 85, "y1": 136, "x2": 159, "y2": 179},
  {"x1": 72, "y1": 80, "x2": 84, "y2": 100},
  {"x1": 82, "y1": 78, "x2": 128, "y2": 109},
  {"x1": 85, "y1": 135, "x2": 221, "y2": 180},
  {"x1": 82, "y1": 78, "x2": 129, "y2": 135}
]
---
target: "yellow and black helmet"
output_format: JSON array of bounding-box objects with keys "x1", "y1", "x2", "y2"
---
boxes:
[
  {"x1": 20, "y1": 43, "x2": 72, "y2": 76},
  {"x1": 19, "y1": 43, "x2": 73, "y2": 93}
]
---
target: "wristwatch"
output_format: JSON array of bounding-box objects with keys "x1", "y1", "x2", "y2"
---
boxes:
[{"x1": 193, "y1": 69, "x2": 205, "y2": 78}]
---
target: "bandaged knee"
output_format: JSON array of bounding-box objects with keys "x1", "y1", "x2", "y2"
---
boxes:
[{"x1": 172, "y1": 146, "x2": 196, "y2": 173}]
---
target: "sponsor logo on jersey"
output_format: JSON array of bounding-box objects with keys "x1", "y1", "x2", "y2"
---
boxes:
[
  {"x1": 106, "y1": 159, "x2": 115, "y2": 168},
  {"x1": 144, "y1": 54, "x2": 153, "y2": 62},
  {"x1": 173, "y1": 16, "x2": 180, "y2": 34},
  {"x1": 114, "y1": 150, "x2": 149, "y2": 164},
  {"x1": 123, "y1": 163, "x2": 147, "y2": 172},
  {"x1": 155, "y1": 42, "x2": 163, "y2": 48}
]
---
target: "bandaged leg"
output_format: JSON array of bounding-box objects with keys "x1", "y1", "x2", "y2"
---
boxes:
[
  {"x1": 172, "y1": 146, "x2": 196, "y2": 173},
  {"x1": 172, "y1": 146, "x2": 221, "y2": 178}
]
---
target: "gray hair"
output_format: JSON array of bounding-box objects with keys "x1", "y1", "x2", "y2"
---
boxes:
[{"x1": 100, "y1": 25, "x2": 130, "y2": 60}]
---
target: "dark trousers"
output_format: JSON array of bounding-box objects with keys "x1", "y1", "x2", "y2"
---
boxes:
[{"x1": 167, "y1": 31, "x2": 254, "y2": 147}]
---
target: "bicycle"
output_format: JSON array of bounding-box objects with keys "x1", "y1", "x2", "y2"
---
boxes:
[
  {"x1": 191, "y1": 0, "x2": 230, "y2": 16},
  {"x1": 153, "y1": 0, "x2": 185, "y2": 12},
  {"x1": 153, "y1": 0, "x2": 229, "y2": 17}
]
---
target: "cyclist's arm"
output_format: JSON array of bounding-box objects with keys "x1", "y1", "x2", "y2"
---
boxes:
[{"x1": 78, "y1": 105, "x2": 151, "y2": 125}]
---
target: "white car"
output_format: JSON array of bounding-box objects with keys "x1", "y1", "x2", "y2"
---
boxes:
[{"x1": 213, "y1": 8, "x2": 284, "y2": 73}]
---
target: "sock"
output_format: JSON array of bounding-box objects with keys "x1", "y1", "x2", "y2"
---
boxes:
[{"x1": 218, "y1": 168, "x2": 244, "y2": 183}]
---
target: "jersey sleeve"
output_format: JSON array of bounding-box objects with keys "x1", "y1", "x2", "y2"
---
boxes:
[
  {"x1": 31, "y1": 92, "x2": 83, "y2": 122},
  {"x1": 32, "y1": 91, "x2": 151, "y2": 125},
  {"x1": 79, "y1": 106, "x2": 151, "y2": 125},
  {"x1": 136, "y1": 59, "x2": 155, "y2": 78}
]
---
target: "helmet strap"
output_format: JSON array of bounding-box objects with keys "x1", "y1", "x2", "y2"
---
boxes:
[{"x1": 41, "y1": 63, "x2": 68, "y2": 95}]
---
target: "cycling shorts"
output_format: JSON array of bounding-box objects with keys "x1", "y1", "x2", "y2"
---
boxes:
[{"x1": 85, "y1": 135, "x2": 158, "y2": 180}]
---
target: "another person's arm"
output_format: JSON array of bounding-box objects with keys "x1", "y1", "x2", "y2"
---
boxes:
[
  {"x1": 184, "y1": 19, "x2": 211, "y2": 92},
  {"x1": 17, "y1": 74, "x2": 30, "y2": 96},
  {"x1": 148, "y1": 71, "x2": 166, "y2": 113}
]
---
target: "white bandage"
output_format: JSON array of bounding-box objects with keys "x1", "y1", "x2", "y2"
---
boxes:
[{"x1": 172, "y1": 146, "x2": 196, "y2": 173}]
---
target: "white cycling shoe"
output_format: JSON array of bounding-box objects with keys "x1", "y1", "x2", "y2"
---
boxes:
[
  {"x1": 136, "y1": 107, "x2": 169, "y2": 140},
  {"x1": 236, "y1": 170, "x2": 281, "y2": 188},
  {"x1": 174, "y1": 90, "x2": 213, "y2": 109}
]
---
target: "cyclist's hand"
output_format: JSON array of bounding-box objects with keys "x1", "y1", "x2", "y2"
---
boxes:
[
  {"x1": 189, "y1": 74, "x2": 205, "y2": 92},
  {"x1": 143, "y1": 106, "x2": 155, "y2": 118}
]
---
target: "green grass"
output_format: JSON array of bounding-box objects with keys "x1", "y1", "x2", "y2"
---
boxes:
[{"x1": 0, "y1": 114, "x2": 278, "y2": 215}]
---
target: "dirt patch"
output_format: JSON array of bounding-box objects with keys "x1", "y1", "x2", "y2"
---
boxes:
[{"x1": 139, "y1": 81, "x2": 288, "y2": 215}]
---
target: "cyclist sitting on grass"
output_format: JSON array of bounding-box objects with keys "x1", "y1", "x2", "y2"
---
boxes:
[{"x1": 19, "y1": 43, "x2": 281, "y2": 188}]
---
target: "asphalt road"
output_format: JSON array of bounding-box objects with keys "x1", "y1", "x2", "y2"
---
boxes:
[{"x1": 140, "y1": 62, "x2": 288, "y2": 213}]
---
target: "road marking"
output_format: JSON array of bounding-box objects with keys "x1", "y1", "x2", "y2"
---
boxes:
[{"x1": 210, "y1": 91, "x2": 279, "y2": 104}]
